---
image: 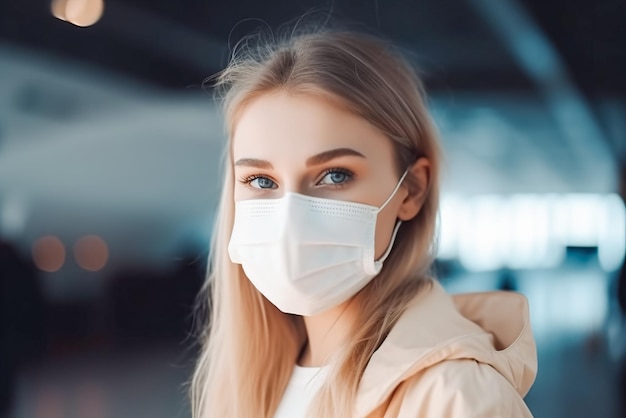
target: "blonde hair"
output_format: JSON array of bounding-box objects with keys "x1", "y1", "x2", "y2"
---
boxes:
[{"x1": 190, "y1": 29, "x2": 441, "y2": 418}]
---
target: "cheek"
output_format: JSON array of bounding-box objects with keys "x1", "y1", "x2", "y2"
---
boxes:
[{"x1": 232, "y1": 183, "x2": 245, "y2": 201}]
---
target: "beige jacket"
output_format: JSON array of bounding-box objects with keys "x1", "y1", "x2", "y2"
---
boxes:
[{"x1": 356, "y1": 280, "x2": 537, "y2": 417}]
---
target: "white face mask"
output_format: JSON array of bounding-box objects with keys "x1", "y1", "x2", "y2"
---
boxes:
[{"x1": 228, "y1": 171, "x2": 408, "y2": 316}]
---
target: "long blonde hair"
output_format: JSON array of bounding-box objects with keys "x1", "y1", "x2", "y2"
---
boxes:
[{"x1": 190, "y1": 29, "x2": 441, "y2": 418}]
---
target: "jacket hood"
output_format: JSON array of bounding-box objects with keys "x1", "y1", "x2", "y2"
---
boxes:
[{"x1": 356, "y1": 279, "x2": 537, "y2": 416}]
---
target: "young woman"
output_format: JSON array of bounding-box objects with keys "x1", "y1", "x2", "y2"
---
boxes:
[{"x1": 190, "y1": 29, "x2": 537, "y2": 417}]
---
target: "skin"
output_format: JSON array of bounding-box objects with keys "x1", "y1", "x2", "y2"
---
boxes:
[{"x1": 232, "y1": 90, "x2": 430, "y2": 367}]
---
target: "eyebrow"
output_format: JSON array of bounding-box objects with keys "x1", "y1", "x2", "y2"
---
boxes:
[
  {"x1": 233, "y1": 148, "x2": 366, "y2": 170},
  {"x1": 234, "y1": 158, "x2": 273, "y2": 169},
  {"x1": 306, "y1": 148, "x2": 366, "y2": 166}
]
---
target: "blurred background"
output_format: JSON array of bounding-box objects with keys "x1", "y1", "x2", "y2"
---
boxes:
[{"x1": 0, "y1": 0, "x2": 624, "y2": 417}]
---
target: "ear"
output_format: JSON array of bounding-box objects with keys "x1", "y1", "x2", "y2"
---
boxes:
[{"x1": 397, "y1": 158, "x2": 431, "y2": 221}]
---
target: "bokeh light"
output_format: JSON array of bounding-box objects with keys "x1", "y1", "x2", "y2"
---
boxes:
[
  {"x1": 32, "y1": 235, "x2": 66, "y2": 273},
  {"x1": 439, "y1": 193, "x2": 626, "y2": 272},
  {"x1": 74, "y1": 235, "x2": 109, "y2": 272}
]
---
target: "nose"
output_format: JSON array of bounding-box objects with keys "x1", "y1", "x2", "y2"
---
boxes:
[{"x1": 279, "y1": 176, "x2": 309, "y2": 196}]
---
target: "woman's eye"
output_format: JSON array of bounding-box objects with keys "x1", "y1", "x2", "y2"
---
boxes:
[
  {"x1": 249, "y1": 176, "x2": 276, "y2": 189},
  {"x1": 318, "y1": 169, "x2": 353, "y2": 185}
]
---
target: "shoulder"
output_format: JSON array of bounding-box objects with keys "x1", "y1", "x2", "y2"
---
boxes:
[{"x1": 391, "y1": 359, "x2": 533, "y2": 418}]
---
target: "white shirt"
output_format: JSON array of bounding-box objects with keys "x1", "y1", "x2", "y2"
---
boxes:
[{"x1": 274, "y1": 365, "x2": 328, "y2": 418}]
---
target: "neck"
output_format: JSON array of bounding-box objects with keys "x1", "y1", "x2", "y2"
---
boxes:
[{"x1": 298, "y1": 299, "x2": 358, "y2": 367}]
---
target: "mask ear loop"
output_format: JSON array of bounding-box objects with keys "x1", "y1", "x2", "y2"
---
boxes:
[
  {"x1": 375, "y1": 219, "x2": 402, "y2": 263},
  {"x1": 375, "y1": 170, "x2": 409, "y2": 214},
  {"x1": 373, "y1": 169, "x2": 409, "y2": 264}
]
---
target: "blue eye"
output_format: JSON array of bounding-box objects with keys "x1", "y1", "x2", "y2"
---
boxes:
[
  {"x1": 319, "y1": 169, "x2": 353, "y2": 185},
  {"x1": 250, "y1": 176, "x2": 276, "y2": 189}
]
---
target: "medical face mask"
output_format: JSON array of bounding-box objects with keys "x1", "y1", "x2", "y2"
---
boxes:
[{"x1": 228, "y1": 171, "x2": 408, "y2": 316}]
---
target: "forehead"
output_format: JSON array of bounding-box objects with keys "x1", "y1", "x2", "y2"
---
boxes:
[{"x1": 231, "y1": 91, "x2": 395, "y2": 163}]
